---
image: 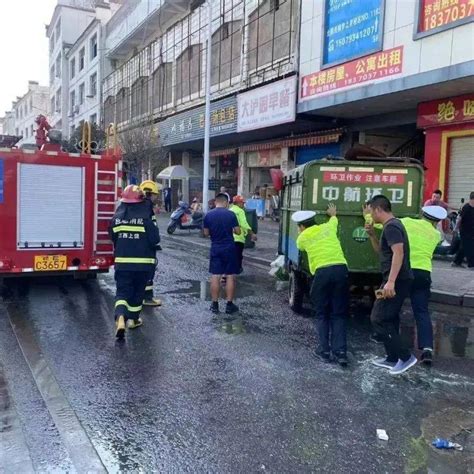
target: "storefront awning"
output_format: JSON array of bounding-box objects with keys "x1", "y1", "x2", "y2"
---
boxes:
[{"x1": 210, "y1": 148, "x2": 238, "y2": 157}]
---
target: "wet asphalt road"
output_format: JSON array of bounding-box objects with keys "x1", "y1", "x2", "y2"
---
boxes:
[{"x1": 0, "y1": 240, "x2": 473, "y2": 473}]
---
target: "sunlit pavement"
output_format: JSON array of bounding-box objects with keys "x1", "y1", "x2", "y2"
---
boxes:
[{"x1": 0, "y1": 242, "x2": 473, "y2": 473}]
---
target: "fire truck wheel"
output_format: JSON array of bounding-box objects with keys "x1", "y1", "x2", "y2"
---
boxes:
[{"x1": 289, "y1": 268, "x2": 304, "y2": 314}]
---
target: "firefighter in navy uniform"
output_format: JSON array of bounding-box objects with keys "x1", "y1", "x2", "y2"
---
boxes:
[
  {"x1": 139, "y1": 180, "x2": 163, "y2": 307},
  {"x1": 109, "y1": 185, "x2": 160, "y2": 339}
]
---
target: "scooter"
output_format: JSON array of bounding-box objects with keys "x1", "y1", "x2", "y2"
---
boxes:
[{"x1": 167, "y1": 201, "x2": 204, "y2": 234}]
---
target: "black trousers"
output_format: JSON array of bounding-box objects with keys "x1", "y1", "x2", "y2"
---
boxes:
[
  {"x1": 144, "y1": 266, "x2": 156, "y2": 301},
  {"x1": 165, "y1": 199, "x2": 172, "y2": 212},
  {"x1": 371, "y1": 279, "x2": 412, "y2": 362},
  {"x1": 235, "y1": 242, "x2": 245, "y2": 271},
  {"x1": 114, "y1": 270, "x2": 149, "y2": 321},
  {"x1": 454, "y1": 234, "x2": 474, "y2": 267},
  {"x1": 310, "y1": 265, "x2": 349, "y2": 355}
]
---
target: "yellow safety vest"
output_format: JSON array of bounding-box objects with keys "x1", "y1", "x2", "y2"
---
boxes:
[
  {"x1": 230, "y1": 205, "x2": 251, "y2": 244},
  {"x1": 401, "y1": 217, "x2": 441, "y2": 272},
  {"x1": 296, "y1": 216, "x2": 347, "y2": 275}
]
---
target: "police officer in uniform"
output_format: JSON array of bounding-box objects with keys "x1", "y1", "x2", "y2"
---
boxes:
[
  {"x1": 109, "y1": 185, "x2": 160, "y2": 339},
  {"x1": 293, "y1": 204, "x2": 350, "y2": 366},
  {"x1": 139, "y1": 180, "x2": 162, "y2": 307}
]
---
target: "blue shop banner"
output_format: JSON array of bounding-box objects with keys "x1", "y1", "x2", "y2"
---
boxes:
[
  {"x1": 323, "y1": 0, "x2": 385, "y2": 67},
  {"x1": 160, "y1": 96, "x2": 237, "y2": 146}
]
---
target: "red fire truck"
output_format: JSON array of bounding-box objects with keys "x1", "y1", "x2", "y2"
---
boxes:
[{"x1": 0, "y1": 121, "x2": 121, "y2": 279}]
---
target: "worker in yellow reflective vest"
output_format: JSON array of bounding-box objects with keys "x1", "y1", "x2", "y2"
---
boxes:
[
  {"x1": 109, "y1": 185, "x2": 160, "y2": 339},
  {"x1": 293, "y1": 204, "x2": 350, "y2": 367},
  {"x1": 230, "y1": 195, "x2": 257, "y2": 274},
  {"x1": 364, "y1": 205, "x2": 446, "y2": 366}
]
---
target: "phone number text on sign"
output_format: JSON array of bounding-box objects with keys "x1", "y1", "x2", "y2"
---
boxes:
[
  {"x1": 301, "y1": 46, "x2": 404, "y2": 100},
  {"x1": 420, "y1": 0, "x2": 473, "y2": 32}
]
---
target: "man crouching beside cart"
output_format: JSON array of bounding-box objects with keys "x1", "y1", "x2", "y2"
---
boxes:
[
  {"x1": 109, "y1": 185, "x2": 160, "y2": 339},
  {"x1": 293, "y1": 204, "x2": 350, "y2": 367}
]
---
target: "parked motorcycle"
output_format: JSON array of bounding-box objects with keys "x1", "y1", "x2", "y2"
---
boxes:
[{"x1": 167, "y1": 201, "x2": 204, "y2": 234}]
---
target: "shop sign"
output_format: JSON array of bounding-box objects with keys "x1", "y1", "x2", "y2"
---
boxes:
[
  {"x1": 417, "y1": 94, "x2": 474, "y2": 128},
  {"x1": 322, "y1": 0, "x2": 384, "y2": 67},
  {"x1": 300, "y1": 46, "x2": 403, "y2": 100},
  {"x1": 418, "y1": 0, "x2": 473, "y2": 34},
  {"x1": 247, "y1": 149, "x2": 282, "y2": 168},
  {"x1": 237, "y1": 77, "x2": 296, "y2": 132},
  {"x1": 160, "y1": 96, "x2": 237, "y2": 146}
]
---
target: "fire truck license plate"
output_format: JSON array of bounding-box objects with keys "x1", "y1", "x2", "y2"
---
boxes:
[{"x1": 34, "y1": 255, "x2": 67, "y2": 271}]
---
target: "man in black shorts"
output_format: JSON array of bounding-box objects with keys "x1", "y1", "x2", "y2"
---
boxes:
[
  {"x1": 203, "y1": 193, "x2": 241, "y2": 314},
  {"x1": 365, "y1": 195, "x2": 417, "y2": 375}
]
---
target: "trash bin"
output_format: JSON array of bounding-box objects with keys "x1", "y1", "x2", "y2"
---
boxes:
[{"x1": 244, "y1": 208, "x2": 258, "y2": 249}]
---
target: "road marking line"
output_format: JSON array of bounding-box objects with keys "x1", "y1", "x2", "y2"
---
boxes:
[{"x1": 5, "y1": 303, "x2": 107, "y2": 473}]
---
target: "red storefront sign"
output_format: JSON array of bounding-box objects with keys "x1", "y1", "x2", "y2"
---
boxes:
[
  {"x1": 323, "y1": 172, "x2": 405, "y2": 185},
  {"x1": 300, "y1": 46, "x2": 404, "y2": 100},
  {"x1": 419, "y1": 0, "x2": 473, "y2": 33},
  {"x1": 417, "y1": 94, "x2": 474, "y2": 128}
]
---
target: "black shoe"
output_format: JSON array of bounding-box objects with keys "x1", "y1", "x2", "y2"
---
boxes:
[
  {"x1": 210, "y1": 302, "x2": 219, "y2": 314},
  {"x1": 421, "y1": 350, "x2": 433, "y2": 366},
  {"x1": 225, "y1": 302, "x2": 239, "y2": 314},
  {"x1": 335, "y1": 353, "x2": 348, "y2": 367},
  {"x1": 316, "y1": 351, "x2": 331, "y2": 363}
]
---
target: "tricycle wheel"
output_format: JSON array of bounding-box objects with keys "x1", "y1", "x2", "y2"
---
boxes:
[
  {"x1": 289, "y1": 268, "x2": 305, "y2": 314},
  {"x1": 167, "y1": 222, "x2": 177, "y2": 234}
]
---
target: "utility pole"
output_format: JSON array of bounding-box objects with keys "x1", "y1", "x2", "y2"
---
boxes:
[{"x1": 202, "y1": 0, "x2": 212, "y2": 212}]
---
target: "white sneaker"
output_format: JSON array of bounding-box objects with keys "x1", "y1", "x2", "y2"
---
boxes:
[
  {"x1": 371, "y1": 358, "x2": 397, "y2": 370},
  {"x1": 390, "y1": 355, "x2": 417, "y2": 375}
]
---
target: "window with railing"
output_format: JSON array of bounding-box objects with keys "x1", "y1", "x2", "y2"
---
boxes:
[
  {"x1": 152, "y1": 62, "x2": 172, "y2": 111},
  {"x1": 131, "y1": 77, "x2": 149, "y2": 118},
  {"x1": 79, "y1": 48, "x2": 85, "y2": 71},
  {"x1": 90, "y1": 34, "x2": 98, "y2": 60},
  {"x1": 175, "y1": 45, "x2": 202, "y2": 102},
  {"x1": 211, "y1": 20, "x2": 242, "y2": 86}
]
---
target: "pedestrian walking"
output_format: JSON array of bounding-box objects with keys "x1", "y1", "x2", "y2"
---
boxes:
[
  {"x1": 230, "y1": 195, "x2": 257, "y2": 274},
  {"x1": 203, "y1": 193, "x2": 241, "y2": 314},
  {"x1": 365, "y1": 195, "x2": 417, "y2": 375},
  {"x1": 401, "y1": 206, "x2": 447, "y2": 364},
  {"x1": 452, "y1": 191, "x2": 474, "y2": 269},
  {"x1": 109, "y1": 185, "x2": 160, "y2": 339},
  {"x1": 293, "y1": 204, "x2": 350, "y2": 367},
  {"x1": 140, "y1": 180, "x2": 162, "y2": 307},
  {"x1": 163, "y1": 185, "x2": 172, "y2": 213}
]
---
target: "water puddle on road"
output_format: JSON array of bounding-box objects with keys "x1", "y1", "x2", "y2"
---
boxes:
[{"x1": 214, "y1": 315, "x2": 263, "y2": 335}]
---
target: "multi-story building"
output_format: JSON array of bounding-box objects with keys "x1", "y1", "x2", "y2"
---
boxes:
[
  {"x1": 298, "y1": 0, "x2": 474, "y2": 207},
  {"x1": 0, "y1": 81, "x2": 49, "y2": 146},
  {"x1": 103, "y1": 0, "x2": 330, "y2": 203},
  {"x1": 46, "y1": 0, "x2": 120, "y2": 140}
]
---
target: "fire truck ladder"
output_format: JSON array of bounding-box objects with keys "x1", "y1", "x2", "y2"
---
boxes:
[{"x1": 94, "y1": 162, "x2": 119, "y2": 254}]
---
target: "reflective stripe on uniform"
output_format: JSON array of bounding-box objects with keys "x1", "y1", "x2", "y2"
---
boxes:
[
  {"x1": 113, "y1": 225, "x2": 146, "y2": 233},
  {"x1": 114, "y1": 257, "x2": 156, "y2": 264},
  {"x1": 115, "y1": 299, "x2": 142, "y2": 312},
  {"x1": 145, "y1": 285, "x2": 154, "y2": 291}
]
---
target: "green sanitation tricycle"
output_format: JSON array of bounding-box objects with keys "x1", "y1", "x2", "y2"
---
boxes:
[{"x1": 278, "y1": 159, "x2": 424, "y2": 312}]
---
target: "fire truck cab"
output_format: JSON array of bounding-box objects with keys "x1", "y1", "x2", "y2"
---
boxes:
[{"x1": 0, "y1": 131, "x2": 121, "y2": 279}]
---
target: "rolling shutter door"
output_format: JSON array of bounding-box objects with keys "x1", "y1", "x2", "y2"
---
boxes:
[
  {"x1": 448, "y1": 136, "x2": 474, "y2": 208},
  {"x1": 18, "y1": 164, "x2": 85, "y2": 248}
]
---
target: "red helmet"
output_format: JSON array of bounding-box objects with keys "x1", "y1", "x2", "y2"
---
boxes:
[{"x1": 121, "y1": 185, "x2": 144, "y2": 203}]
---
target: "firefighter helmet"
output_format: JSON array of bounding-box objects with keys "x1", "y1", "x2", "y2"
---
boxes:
[
  {"x1": 139, "y1": 180, "x2": 159, "y2": 194},
  {"x1": 121, "y1": 185, "x2": 144, "y2": 203}
]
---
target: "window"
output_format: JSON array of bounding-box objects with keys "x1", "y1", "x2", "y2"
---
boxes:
[
  {"x1": 79, "y1": 48, "x2": 85, "y2": 71},
  {"x1": 70, "y1": 90, "x2": 76, "y2": 111},
  {"x1": 89, "y1": 72, "x2": 97, "y2": 97},
  {"x1": 90, "y1": 113, "x2": 97, "y2": 124},
  {"x1": 211, "y1": 21, "x2": 242, "y2": 86},
  {"x1": 30, "y1": 98, "x2": 33, "y2": 113},
  {"x1": 31, "y1": 125, "x2": 34, "y2": 136},
  {"x1": 25, "y1": 128, "x2": 29, "y2": 139},
  {"x1": 79, "y1": 83, "x2": 85, "y2": 105},
  {"x1": 51, "y1": 97, "x2": 55, "y2": 115},
  {"x1": 175, "y1": 45, "x2": 202, "y2": 102},
  {"x1": 50, "y1": 65, "x2": 55, "y2": 85},
  {"x1": 152, "y1": 63, "x2": 172, "y2": 110},
  {"x1": 56, "y1": 87, "x2": 61, "y2": 113},
  {"x1": 56, "y1": 53, "x2": 61, "y2": 78},
  {"x1": 90, "y1": 34, "x2": 98, "y2": 60},
  {"x1": 55, "y1": 18, "x2": 61, "y2": 41},
  {"x1": 131, "y1": 77, "x2": 149, "y2": 118},
  {"x1": 70, "y1": 58, "x2": 76, "y2": 79}
]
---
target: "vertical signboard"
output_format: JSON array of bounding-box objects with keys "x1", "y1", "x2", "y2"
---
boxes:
[
  {"x1": 323, "y1": 0, "x2": 385, "y2": 67},
  {"x1": 418, "y1": 0, "x2": 473, "y2": 34}
]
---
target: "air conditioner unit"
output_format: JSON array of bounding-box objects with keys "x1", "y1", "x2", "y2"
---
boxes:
[{"x1": 73, "y1": 105, "x2": 80, "y2": 113}]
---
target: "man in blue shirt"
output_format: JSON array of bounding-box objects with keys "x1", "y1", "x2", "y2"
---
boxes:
[{"x1": 203, "y1": 193, "x2": 241, "y2": 314}]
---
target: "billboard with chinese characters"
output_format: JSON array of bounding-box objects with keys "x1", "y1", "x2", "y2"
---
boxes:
[
  {"x1": 417, "y1": 94, "x2": 474, "y2": 128},
  {"x1": 160, "y1": 96, "x2": 237, "y2": 146},
  {"x1": 301, "y1": 46, "x2": 403, "y2": 100},
  {"x1": 237, "y1": 76, "x2": 297, "y2": 133},
  {"x1": 322, "y1": 0, "x2": 385, "y2": 67},
  {"x1": 418, "y1": 0, "x2": 473, "y2": 34}
]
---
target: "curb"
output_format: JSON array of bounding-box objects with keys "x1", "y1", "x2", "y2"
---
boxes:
[{"x1": 164, "y1": 235, "x2": 468, "y2": 307}]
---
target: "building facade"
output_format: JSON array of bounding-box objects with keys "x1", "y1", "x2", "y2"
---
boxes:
[
  {"x1": 298, "y1": 0, "x2": 474, "y2": 206},
  {"x1": 0, "y1": 81, "x2": 49, "y2": 146}
]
